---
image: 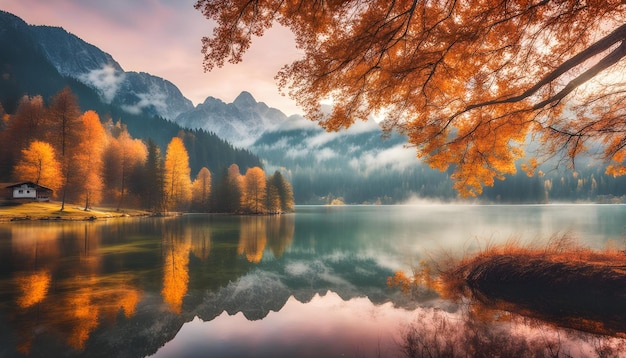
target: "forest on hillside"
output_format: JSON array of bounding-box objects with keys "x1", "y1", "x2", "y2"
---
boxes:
[{"x1": 0, "y1": 88, "x2": 294, "y2": 214}]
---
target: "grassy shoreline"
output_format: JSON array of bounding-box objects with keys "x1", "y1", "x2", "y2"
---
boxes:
[{"x1": 0, "y1": 201, "x2": 151, "y2": 222}]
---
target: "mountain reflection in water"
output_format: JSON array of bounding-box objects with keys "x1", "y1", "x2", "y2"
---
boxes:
[
  {"x1": 0, "y1": 211, "x2": 402, "y2": 357},
  {"x1": 2, "y1": 205, "x2": 626, "y2": 357}
]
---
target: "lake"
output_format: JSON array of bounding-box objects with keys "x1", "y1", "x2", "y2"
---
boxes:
[{"x1": 1, "y1": 204, "x2": 626, "y2": 357}]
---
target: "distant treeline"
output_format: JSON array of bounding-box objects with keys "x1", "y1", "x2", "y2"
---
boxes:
[
  {"x1": 254, "y1": 124, "x2": 626, "y2": 205},
  {"x1": 288, "y1": 159, "x2": 626, "y2": 205}
]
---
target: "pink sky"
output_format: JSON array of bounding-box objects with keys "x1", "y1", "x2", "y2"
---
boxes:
[{"x1": 2, "y1": 0, "x2": 304, "y2": 116}]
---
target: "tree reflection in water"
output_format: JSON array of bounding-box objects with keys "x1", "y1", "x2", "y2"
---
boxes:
[
  {"x1": 237, "y1": 216, "x2": 267, "y2": 263},
  {"x1": 238, "y1": 215, "x2": 295, "y2": 263},
  {"x1": 161, "y1": 220, "x2": 192, "y2": 313},
  {"x1": 2, "y1": 214, "x2": 297, "y2": 355},
  {"x1": 7, "y1": 223, "x2": 142, "y2": 354}
]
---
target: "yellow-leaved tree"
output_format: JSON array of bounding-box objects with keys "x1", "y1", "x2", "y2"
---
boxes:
[
  {"x1": 242, "y1": 166, "x2": 266, "y2": 214},
  {"x1": 164, "y1": 137, "x2": 192, "y2": 211},
  {"x1": 196, "y1": 0, "x2": 626, "y2": 196},
  {"x1": 13, "y1": 140, "x2": 62, "y2": 193},
  {"x1": 103, "y1": 128, "x2": 147, "y2": 211},
  {"x1": 77, "y1": 110, "x2": 108, "y2": 210},
  {"x1": 191, "y1": 166, "x2": 212, "y2": 212},
  {"x1": 46, "y1": 87, "x2": 82, "y2": 210}
]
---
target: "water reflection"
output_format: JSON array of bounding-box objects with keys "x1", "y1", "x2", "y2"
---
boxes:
[
  {"x1": 390, "y1": 250, "x2": 626, "y2": 357},
  {"x1": 238, "y1": 217, "x2": 267, "y2": 263},
  {"x1": 15, "y1": 269, "x2": 50, "y2": 308},
  {"x1": 237, "y1": 215, "x2": 295, "y2": 262},
  {"x1": 399, "y1": 304, "x2": 626, "y2": 358},
  {"x1": 2, "y1": 205, "x2": 626, "y2": 357},
  {"x1": 0, "y1": 215, "x2": 297, "y2": 356},
  {"x1": 151, "y1": 291, "x2": 409, "y2": 358},
  {"x1": 6, "y1": 222, "x2": 143, "y2": 354},
  {"x1": 161, "y1": 220, "x2": 191, "y2": 313}
]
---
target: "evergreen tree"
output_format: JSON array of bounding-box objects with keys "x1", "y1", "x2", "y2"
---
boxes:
[{"x1": 141, "y1": 138, "x2": 165, "y2": 211}]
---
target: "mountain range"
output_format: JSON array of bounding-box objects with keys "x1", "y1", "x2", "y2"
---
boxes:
[
  {"x1": 0, "y1": 10, "x2": 261, "y2": 180},
  {"x1": 2, "y1": 9, "x2": 624, "y2": 204}
]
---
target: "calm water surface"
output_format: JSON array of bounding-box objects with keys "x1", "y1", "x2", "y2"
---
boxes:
[{"x1": 1, "y1": 204, "x2": 626, "y2": 357}]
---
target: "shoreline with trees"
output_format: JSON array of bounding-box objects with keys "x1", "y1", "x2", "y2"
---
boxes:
[{"x1": 0, "y1": 88, "x2": 294, "y2": 218}]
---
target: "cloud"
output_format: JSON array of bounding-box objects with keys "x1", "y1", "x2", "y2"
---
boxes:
[
  {"x1": 350, "y1": 144, "x2": 417, "y2": 173},
  {"x1": 284, "y1": 147, "x2": 309, "y2": 159},
  {"x1": 79, "y1": 65, "x2": 125, "y2": 103},
  {"x1": 274, "y1": 115, "x2": 319, "y2": 131},
  {"x1": 315, "y1": 148, "x2": 337, "y2": 162},
  {"x1": 305, "y1": 131, "x2": 338, "y2": 147},
  {"x1": 121, "y1": 90, "x2": 168, "y2": 116}
]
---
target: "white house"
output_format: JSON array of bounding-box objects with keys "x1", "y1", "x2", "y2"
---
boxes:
[{"x1": 2, "y1": 182, "x2": 53, "y2": 201}]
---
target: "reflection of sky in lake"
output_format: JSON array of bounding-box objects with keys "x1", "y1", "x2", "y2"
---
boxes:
[
  {"x1": 151, "y1": 291, "x2": 412, "y2": 358},
  {"x1": 152, "y1": 290, "x2": 625, "y2": 358}
]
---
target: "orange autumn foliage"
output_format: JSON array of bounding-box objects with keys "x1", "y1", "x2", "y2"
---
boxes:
[
  {"x1": 191, "y1": 166, "x2": 212, "y2": 212},
  {"x1": 196, "y1": 0, "x2": 626, "y2": 196},
  {"x1": 77, "y1": 110, "x2": 107, "y2": 209},
  {"x1": 241, "y1": 166, "x2": 266, "y2": 214},
  {"x1": 164, "y1": 137, "x2": 192, "y2": 211},
  {"x1": 13, "y1": 140, "x2": 62, "y2": 192},
  {"x1": 162, "y1": 233, "x2": 191, "y2": 313}
]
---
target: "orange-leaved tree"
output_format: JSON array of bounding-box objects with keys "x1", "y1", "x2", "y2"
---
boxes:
[
  {"x1": 12, "y1": 140, "x2": 62, "y2": 192},
  {"x1": 103, "y1": 127, "x2": 147, "y2": 211},
  {"x1": 76, "y1": 110, "x2": 108, "y2": 210},
  {"x1": 46, "y1": 87, "x2": 82, "y2": 210},
  {"x1": 242, "y1": 166, "x2": 267, "y2": 214},
  {"x1": 191, "y1": 166, "x2": 212, "y2": 212},
  {"x1": 226, "y1": 163, "x2": 243, "y2": 212},
  {"x1": 164, "y1": 137, "x2": 192, "y2": 211},
  {"x1": 196, "y1": 0, "x2": 626, "y2": 196}
]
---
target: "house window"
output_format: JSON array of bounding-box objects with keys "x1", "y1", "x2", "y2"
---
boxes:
[
  {"x1": 26, "y1": 190, "x2": 30, "y2": 194},
  {"x1": 18, "y1": 190, "x2": 23, "y2": 194}
]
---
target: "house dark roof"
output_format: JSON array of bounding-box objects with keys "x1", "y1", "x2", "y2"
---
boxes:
[{"x1": 2, "y1": 181, "x2": 53, "y2": 191}]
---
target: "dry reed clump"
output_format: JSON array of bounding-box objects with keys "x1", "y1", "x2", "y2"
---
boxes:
[
  {"x1": 447, "y1": 234, "x2": 626, "y2": 294},
  {"x1": 438, "y1": 234, "x2": 626, "y2": 336},
  {"x1": 389, "y1": 235, "x2": 626, "y2": 357}
]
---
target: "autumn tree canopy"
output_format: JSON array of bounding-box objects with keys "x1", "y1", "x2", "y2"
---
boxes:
[
  {"x1": 164, "y1": 137, "x2": 192, "y2": 211},
  {"x1": 242, "y1": 166, "x2": 267, "y2": 214},
  {"x1": 76, "y1": 110, "x2": 108, "y2": 210},
  {"x1": 191, "y1": 166, "x2": 212, "y2": 212},
  {"x1": 196, "y1": 0, "x2": 626, "y2": 196},
  {"x1": 13, "y1": 140, "x2": 62, "y2": 192}
]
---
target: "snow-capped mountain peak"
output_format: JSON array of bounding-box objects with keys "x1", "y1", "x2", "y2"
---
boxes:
[{"x1": 175, "y1": 91, "x2": 289, "y2": 147}]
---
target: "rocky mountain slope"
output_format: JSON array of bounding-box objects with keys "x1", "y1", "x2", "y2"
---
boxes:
[
  {"x1": 30, "y1": 24, "x2": 194, "y2": 120},
  {"x1": 0, "y1": 10, "x2": 261, "y2": 179},
  {"x1": 175, "y1": 91, "x2": 289, "y2": 146}
]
